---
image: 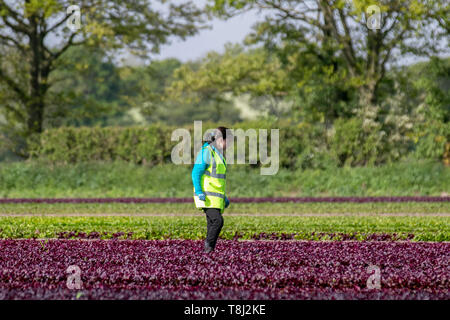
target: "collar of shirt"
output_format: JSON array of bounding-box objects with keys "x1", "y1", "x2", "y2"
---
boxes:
[{"x1": 204, "y1": 142, "x2": 225, "y2": 163}]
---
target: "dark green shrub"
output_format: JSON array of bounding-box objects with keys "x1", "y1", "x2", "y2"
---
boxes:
[
  {"x1": 329, "y1": 117, "x2": 411, "y2": 167},
  {"x1": 27, "y1": 119, "x2": 447, "y2": 168},
  {"x1": 413, "y1": 120, "x2": 449, "y2": 161}
]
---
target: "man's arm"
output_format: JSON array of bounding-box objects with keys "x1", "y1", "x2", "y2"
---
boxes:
[{"x1": 191, "y1": 146, "x2": 211, "y2": 196}]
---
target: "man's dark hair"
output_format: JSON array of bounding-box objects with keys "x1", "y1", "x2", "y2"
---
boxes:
[{"x1": 204, "y1": 126, "x2": 230, "y2": 143}]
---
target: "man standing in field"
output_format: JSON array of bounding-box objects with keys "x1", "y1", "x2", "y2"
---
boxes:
[{"x1": 192, "y1": 127, "x2": 231, "y2": 253}]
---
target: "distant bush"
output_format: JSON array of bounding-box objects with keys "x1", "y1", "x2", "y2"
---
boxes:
[
  {"x1": 330, "y1": 117, "x2": 412, "y2": 167},
  {"x1": 412, "y1": 120, "x2": 450, "y2": 161}
]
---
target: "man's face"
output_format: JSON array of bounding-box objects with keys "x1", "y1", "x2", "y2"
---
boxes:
[{"x1": 218, "y1": 137, "x2": 227, "y2": 150}]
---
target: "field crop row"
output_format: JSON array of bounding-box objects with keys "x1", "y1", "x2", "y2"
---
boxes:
[
  {"x1": 0, "y1": 216, "x2": 448, "y2": 241},
  {"x1": 1, "y1": 201, "x2": 449, "y2": 215},
  {"x1": 0, "y1": 240, "x2": 448, "y2": 300},
  {"x1": 1, "y1": 196, "x2": 449, "y2": 204}
]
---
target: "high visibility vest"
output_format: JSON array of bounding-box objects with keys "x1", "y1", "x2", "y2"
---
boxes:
[{"x1": 193, "y1": 145, "x2": 227, "y2": 213}]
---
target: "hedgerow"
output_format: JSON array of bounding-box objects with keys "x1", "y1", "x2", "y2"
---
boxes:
[{"x1": 27, "y1": 120, "x2": 449, "y2": 168}]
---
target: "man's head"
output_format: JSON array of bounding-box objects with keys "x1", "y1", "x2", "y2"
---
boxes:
[{"x1": 209, "y1": 126, "x2": 232, "y2": 151}]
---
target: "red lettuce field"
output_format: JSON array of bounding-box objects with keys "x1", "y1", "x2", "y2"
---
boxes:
[{"x1": 0, "y1": 239, "x2": 448, "y2": 300}]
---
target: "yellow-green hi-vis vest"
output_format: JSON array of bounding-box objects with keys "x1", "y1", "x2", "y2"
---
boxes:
[{"x1": 193, "y1": 145, "x2": 227, "y2": 213}]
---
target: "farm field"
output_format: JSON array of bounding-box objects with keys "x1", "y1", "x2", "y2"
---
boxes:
[
  {"x1": 0, "y1": 239, "x2": 448, "y2": 300},
  {"x1": 0, "y1": 198, "x2": 448, "y2": 300},
  {"x1": 0, "y1": 215, "x2": 449, "y2": 241}
]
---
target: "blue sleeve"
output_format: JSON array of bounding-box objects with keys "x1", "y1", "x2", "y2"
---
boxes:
[{"x1": 191, "y1": 146, "x2": 211, "y2": 195}]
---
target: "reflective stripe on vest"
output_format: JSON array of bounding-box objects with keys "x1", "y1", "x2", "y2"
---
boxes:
[
  {"x1": 204, "y1": 171, "x2": 226, "y2": 179},
  {"x1": 204, "y1": 191, "x2": 225, "y2": 199}
]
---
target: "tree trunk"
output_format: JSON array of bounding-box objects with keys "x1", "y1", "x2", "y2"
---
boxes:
[
  {"x1": 26, "y1": 96, "x2": 44, "y2": 135},
  {"x1": 27, "y1": 13, "x2": 45, "y2": 135},
  {"x1": 359, "y1": 80, "x2": 378, "y2": 108}
]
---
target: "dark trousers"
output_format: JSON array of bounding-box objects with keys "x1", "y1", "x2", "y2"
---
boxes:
[{"x1": 203, "y1": 208, "x2": 224, "y2": 250}]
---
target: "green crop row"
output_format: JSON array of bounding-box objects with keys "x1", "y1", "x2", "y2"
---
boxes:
[
  {"x1": 0, "y1": 202, "x2": 449, "y2": 214},
  {"x1": 0, "y1": 216, "x2": 448, "y2": 241}
]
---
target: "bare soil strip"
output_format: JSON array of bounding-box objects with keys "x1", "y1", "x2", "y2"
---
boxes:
[{"x1": 0, "y1": 212, "x2": 449, "y2": 217}]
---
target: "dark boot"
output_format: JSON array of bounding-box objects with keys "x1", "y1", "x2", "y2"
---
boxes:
[{"x1": 204, "y1": 240, "x2": 214, "y2": 253}]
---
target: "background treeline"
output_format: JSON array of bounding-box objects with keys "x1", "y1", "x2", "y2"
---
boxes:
[
  {"x1": 1, "y1": 47, "x2": 449, "y2": 167},
  {"x1": 0, "y1": 0, "x2": 449, "y2": 169},
  {"x1": 28, "y1": 119, "x2": 449, "y2": 169}
]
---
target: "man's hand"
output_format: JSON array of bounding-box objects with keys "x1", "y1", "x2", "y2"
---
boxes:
[
  {"x1": 225, "y1": 196, "x2": 230, "y2": 208},
  {"x1": 197, "y1": 193, "x2": 206, "y2": 201}
]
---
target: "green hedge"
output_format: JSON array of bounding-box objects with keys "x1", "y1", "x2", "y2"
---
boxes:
[
  {"x1": 28, "y1": 120, "x2": 449, "y2": 169},
  {"x1": 28, "y1": 125, "x2": 172, "y2": 165}
]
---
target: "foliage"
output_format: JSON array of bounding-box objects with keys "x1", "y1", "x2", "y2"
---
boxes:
[
  {"x1": 409, "y1": 57, "x2": 450, "y2": 123},
  {"x1": 0, "y1": 1, "x2": 448, "y2": 161},
  {"x1": 0, "y1": 240, "x2": 448, "y2": 299},
  {"x1": 0, "y1": 0, "x2": 206, "y2": 140},
  {"x1": 46, "y1": 46, "x2": 130, "y2": 127},
  {"x1": 413, "y1": 120, "x2": 450, "y2": 161},
  {"x1": 0, "y1": 216, "x2": 448, "y2": 241},
  {"x1": 1, "y1": 201, "x2": 448, "y2": 215},
  {"x1": 24, "y1": 116, "x2": 449, "y2": 168},
  {"x1": 27, "y1": 126, "x2": 173, "y2": 164},
  {"x1": 0, "y1": 160, "x2": 448, "y2": 198},
  {"x1": 113, "y1": 57, "x2": 243, "y2": 125},
  {"x1": 330, "y1": 117, "x2": 413, "y2": 166},
  {"x1": 208, "y1": 0, "x2": 449, "y2": 109},
  {"x1": 166, "y1": 44, "x2": 293, "y2": 118}
]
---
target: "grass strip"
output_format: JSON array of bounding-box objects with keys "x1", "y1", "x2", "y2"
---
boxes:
[
  {"x1": 0, "y1": 161, "x2": 448, "y2": 198},
  {"x1": 0, "y1": 202, "x2": 449, "y2": 215}
]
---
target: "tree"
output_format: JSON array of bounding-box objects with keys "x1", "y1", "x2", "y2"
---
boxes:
[
  {"x1": 119, "y1": 57, "x2": 183, "y2": 122},
  {"x1": 208, "y1": 0, "x2": 449, "y2": 108},
  {"x1": 167, "y1": 43, "x2": 292, "y2": 119},
  {"x1": 0, "y1": 0, "x2": 206, "y2": 141},
  {"x1": 411, "y1": 57, "x2": 450, "y2": 123},
  {"x1": 262, "y1": 32, "x2": 358, "y2": 125},
  {"x1": 46, "y1": 45, "x2": 128, "y2": 127},
  {"x1": 139, "y1": 53, "x2": 242, "y2": 124}
]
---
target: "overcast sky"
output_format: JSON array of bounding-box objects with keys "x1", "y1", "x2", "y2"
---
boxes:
[{"x1": 154, "y1": 11, "x2": 261, "y2": 62}]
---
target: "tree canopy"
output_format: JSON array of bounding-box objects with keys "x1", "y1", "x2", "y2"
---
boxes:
[
  {"x1": 207, "y1": 0, "x2": 449, "y2": 108},
  {"x1": 0, "y1": 0, "x2": 206, "y2": 154}
]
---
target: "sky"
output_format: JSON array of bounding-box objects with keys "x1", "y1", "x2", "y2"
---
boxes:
[{"x1": 154, "y1": 10, "x2": 261, "y2": 62}]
